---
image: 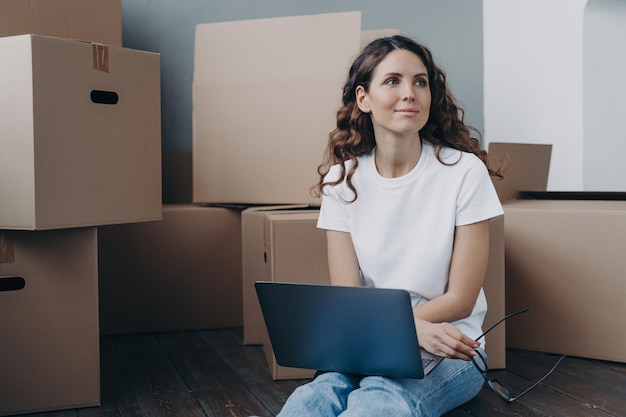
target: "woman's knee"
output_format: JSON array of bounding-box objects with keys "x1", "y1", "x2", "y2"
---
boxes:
[
  {"x1": 344, "y1": 376, "x2": 415, "y2": 417},
  {"x1": 279, "y1": 372, "x2": 361, "y2": 416}
]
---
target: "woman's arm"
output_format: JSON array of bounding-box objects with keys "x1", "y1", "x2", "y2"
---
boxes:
[
  {"x1": 414, "y1": 219, "x2": 490, "y2": 359},
  {"x1": 326, "y1": 230, "x2": 361, "y2": 287}
]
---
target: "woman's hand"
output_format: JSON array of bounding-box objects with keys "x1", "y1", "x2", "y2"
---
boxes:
[{"x1": 414, "y1": 318, "x2": 480, "y2": 361}]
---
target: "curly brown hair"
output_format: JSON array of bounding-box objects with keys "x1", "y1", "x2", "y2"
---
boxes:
[{"x1": 312, "y1": 35, "x2": 502, "y2": 201}]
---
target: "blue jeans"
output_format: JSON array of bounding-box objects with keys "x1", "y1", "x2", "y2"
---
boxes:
[{"x1": 276, "y1": 351, "x2": 484, "y2": 417}]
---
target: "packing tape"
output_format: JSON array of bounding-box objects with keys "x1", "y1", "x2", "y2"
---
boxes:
[
  {"x1": 92, "y1": 43, "x2": 110, "y2": 73},
  {"x1": 0, "y1": 232, "x2": 14, "y2": 264}
]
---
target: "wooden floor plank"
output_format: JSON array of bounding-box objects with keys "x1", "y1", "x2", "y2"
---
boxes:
[
  {"x1": 506, "y1": 349, "x2": 626, "y2": 417},
  {"x1": 79, "y1": 336, "x2": 141, "y2": 417},
  {"x1": 156, "y1": 331, "x2": 269, "y2": 417},
  {"x1": 473, "y1": 366, "x2": 612, "y2": 417},
  {"x1": 453, "y1": 388, "x2": 547, "y2": 417},
  {"x1": 198, "y1": 329, "x2": 308, "y2": 416},
  {"x1": 116, "y1": 334, "x2": 208, "y2": 417},
  {"x1": 13, "y1": 330, "x2": 626, "y2": 417}
]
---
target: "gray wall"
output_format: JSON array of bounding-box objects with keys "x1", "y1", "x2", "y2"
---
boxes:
[{"x1": 121, "y1": 0, "x2": 483, "y2": 152}]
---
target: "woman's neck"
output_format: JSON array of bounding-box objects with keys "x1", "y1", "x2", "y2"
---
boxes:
[{"x1": 374, "y1": 133, "x2": 423, "y2": 178}]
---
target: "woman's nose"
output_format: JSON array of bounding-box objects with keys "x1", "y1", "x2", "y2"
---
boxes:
[{"x1": 402, "y1": 82, "x2": 415, "y2": 101}]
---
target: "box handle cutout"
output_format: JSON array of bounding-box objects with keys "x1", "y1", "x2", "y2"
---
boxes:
[
  {"x1": 0, "y1": 276, "x2": 25, "y2": 292},
  {"x1": 91, "y1": 90, "x2": 119, "y2": 105}
]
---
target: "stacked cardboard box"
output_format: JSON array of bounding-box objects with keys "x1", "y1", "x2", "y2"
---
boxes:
[
  {"x1": 0, "y1": 1, "x2": 161, "y2": 415},
  {"x1": 0, "y1": 0, "x2": 122, "y2": 46},
  {"x1": 192, "y1": 11, "x2": 363, "y2": 205},
  {"x1": 489, "y1": 143, "x2": 626, "y2": 363},
  {"x1": 98, "y1": 205, "x2": 244, "y2": 335}
]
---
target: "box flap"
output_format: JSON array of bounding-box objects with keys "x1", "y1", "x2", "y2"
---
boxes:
[{"x1": 488, "y1": 142, "x2": 552, "y2": 203}]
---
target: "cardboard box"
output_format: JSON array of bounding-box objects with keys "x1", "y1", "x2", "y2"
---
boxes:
[
  {"x1": 98, "y1": 205, "x2": 243, "y2": 334},
  {"x1": 242, "y1": 206, "x2": 326, "y2": 345},
  {"x1": 486, "y1": 142, "x2": 553, "y2": 366},
  {"x1": 503, "y1": 199, "x2": 626, "y2": 362},
  {"x1": 0, "y1": 0, "x2": 122, "y2": 46},
  {"x1": 192, "y1": 11, "x2": 362, "y2": 204},
  {"x1": 0, "y1": 228, "x2": 100, "y2": 416},
  {"x1": 489, "y1": 143, "x2": 626, "y2": 362},
  {"x1": 482, "y1": 215, "x2": 506, "y2": 369},
  {"x1": 488, "y1": 142, "x2": 553, "y2": 203},
  {"x1": 0, "y1": 34, "x2": 162, "y2": 230},
  {"x1": 242, "y1": 206, "x2": 329, "y2": 379},
  {"x1": 245, "y1": 207, "x2": 506, "y2": 378}
]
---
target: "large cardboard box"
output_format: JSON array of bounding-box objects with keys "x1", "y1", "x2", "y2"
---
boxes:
[
  {"x1": 0, "y1": 34, "x2": 162, "y2": 230},
  {"x1": 98, "y1": 205, "x2": 243, "y2": 334},
  {"x1": 0, "y1": 0, "x2": 122, "y2": 46},
  {"x1": 244, "y1": 207, "x2": 506, "y2": 379},
  {"x1": 503, "y1": 199, "x2": 626, "y2": 362},
  {"x1": 0, "y1": 228, "x2": 100, "y2": 416},
  {"x1": 192, "y1": 11, "x2": 362, "y2": 204}
]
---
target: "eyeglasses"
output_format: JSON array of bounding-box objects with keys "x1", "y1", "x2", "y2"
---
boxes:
[{"x1": 471, "y1": 308, "x2": 567, "y2": 404}]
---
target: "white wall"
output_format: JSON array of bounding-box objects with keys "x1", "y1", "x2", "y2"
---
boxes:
[
  {"x1": 583, "y1": 0, "x2": 626, "y2": 191},
  {"x1": 484, "y1": 0, "x2": 588, "y2": 191}
]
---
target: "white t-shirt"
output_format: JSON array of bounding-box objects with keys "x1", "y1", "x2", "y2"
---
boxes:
[{"x1": 317, "y1": 142, "x2": 504, "y2": 340}]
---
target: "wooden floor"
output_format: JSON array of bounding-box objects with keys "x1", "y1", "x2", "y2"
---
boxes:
[{"x1": 20, "y1": 328, "x2": 626, "y2": 417}]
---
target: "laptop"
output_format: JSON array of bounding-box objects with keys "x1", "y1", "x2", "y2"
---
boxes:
[{"x1": 255, "y1": 281, "x2": 443, "y2": 379}]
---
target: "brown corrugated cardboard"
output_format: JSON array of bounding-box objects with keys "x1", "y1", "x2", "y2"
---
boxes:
[
  {"x1": 242, "y1": 207, "x2": 328, "y2": 379},
  {"x1": 242, "y1": 205, "x2": 323, "y2": 345},
  {"x1": 488, "y1": 143, "x2": 626, "y2": 362},
  {"x1": 503, "y1": 199, "x2": 626, "y2": 362},
  {"x1": 246, "y1": 208, "x2": 506, "y2": 379},
  {"x1": 262, "y1": 210, "x2": 330, "y2": 380},
  {"x1": 0, "y1": 228, "x2": 99, "y2": 416},
  {"x1": 488, "y1": 142, "x2": 553, "y2": 203},
  {"x1": 485, "y1": 142, "x2": 553, "y2": 366},
  {"x1": 483, "y1": 215, "x2": 506, "y2": 369},
  {"x1": 0, "y1": 34, "x2": 162, "y2": 230},
  {"x1": 192, "y1": 11, "x2": 362, "y2": 204},
  {"x1": 0, "y1": 0, "x2": 122, "y2": 46},
  {"x1": 98, "y1": 205, "x2": 243, "y2": 334}
]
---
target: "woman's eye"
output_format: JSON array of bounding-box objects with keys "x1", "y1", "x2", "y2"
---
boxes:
[
  {"x1": 384, "y1": 78, "x2": 398, "y2": 85},
  {"x1": 415, "y1": 79, "x2": 428, "y2": 87}
]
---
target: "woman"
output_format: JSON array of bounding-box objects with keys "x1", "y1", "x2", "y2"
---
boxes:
[{"x1": 278, "y1": 35, "x2": 503, "y2": 417}]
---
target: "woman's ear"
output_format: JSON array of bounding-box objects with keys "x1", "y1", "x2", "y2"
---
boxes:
[{"x1": 355, "y1": 85, "x2": 370, "y2": 113}]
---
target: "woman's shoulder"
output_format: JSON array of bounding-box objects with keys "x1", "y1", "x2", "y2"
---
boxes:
[
  {"x1": 325, "y1": 153, "x2": 372, "y2": 183},
  {"x1": 425, "y1": 142, "x2": 485, "y2": 171},
  {"x1": 324, "y1": 159, "x2": 353, "y2": 184}
]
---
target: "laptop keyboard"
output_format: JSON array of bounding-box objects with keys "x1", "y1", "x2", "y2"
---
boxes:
[{"x1": 422, "y1": 357, "x2": 435, "y2": 368}]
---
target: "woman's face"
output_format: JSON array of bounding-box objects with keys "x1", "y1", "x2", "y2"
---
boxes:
[{"x1": 356, "y1": 49, "x2": 431, "y2": 139}]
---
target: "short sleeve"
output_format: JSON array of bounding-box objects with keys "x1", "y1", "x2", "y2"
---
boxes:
[
  {"x1": 317, "y1": 165, "x2": 352, "y2": 233},
  {"x1": 456, "y1": 156, "x2": 503, "y2": 226}
]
